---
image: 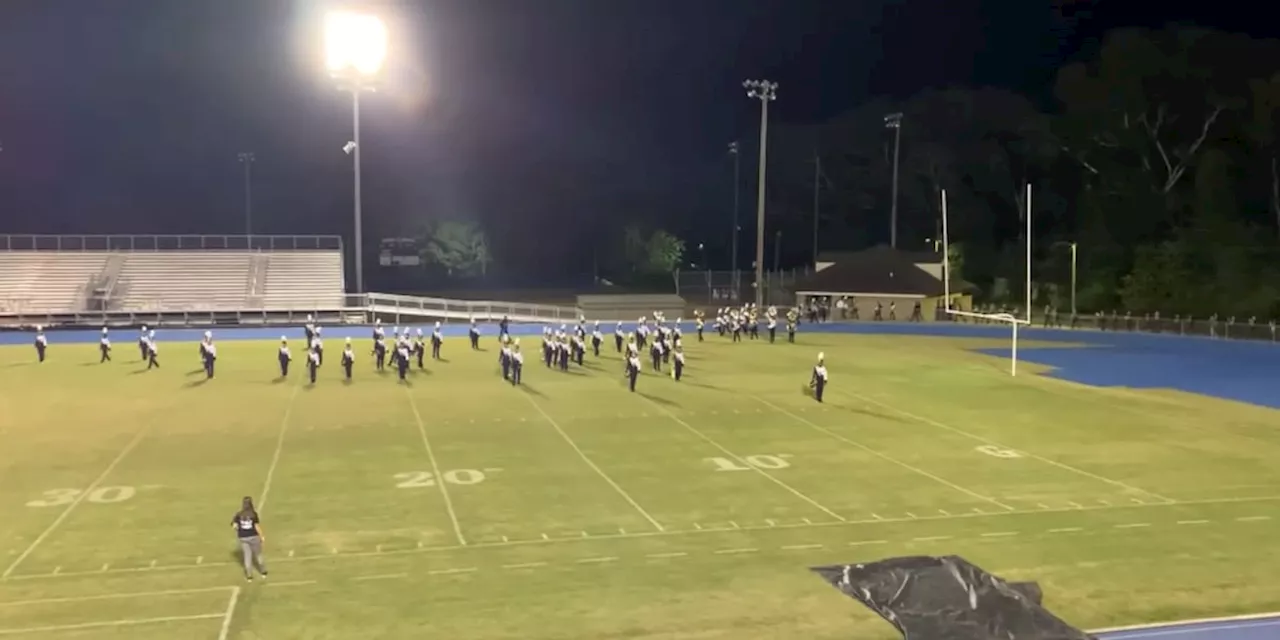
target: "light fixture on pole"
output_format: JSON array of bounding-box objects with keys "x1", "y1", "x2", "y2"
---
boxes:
[
  {"x1": 237, "y1": 152, "x2": 255, "y2": 239},
  {"x1": 884, "y1": 112, "x2": 903, "y2": 249},
  {"x1": 325, "y1": 10, "x2": 387, "y2": 295},
  {"x1": 727, "y1": 141, "x2": 740, "y2": 294},
  {"x1": 744, "y1": 79, "x2": 777, "y2": 307}
]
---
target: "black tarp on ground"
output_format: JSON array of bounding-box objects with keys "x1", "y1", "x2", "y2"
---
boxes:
[{"x1": 812, "y1": 555, "x2": 1095, "y2": 640}]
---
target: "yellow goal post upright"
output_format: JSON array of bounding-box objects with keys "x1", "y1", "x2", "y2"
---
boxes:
[{"x1": 940, "y1": 185, "x2": 1033, "y2": 377}]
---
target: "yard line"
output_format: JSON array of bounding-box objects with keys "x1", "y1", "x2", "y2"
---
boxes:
[
  {"x1": 842, "y1": 390, "x2": 1175, "y2": 504},
  {"x1": 404, "y1": 388, "x2": 466, "y2": 546},
  {"x1": 0, "y1": 586, "x2": 232, "y2": 607},
  {"x1": 2, "y1": 423, "x2": 151, "y2": 579},
  {"x1": 257, "y1": 385, "x2": 300, "y2": 513},
  {"x1": 0, "y1": 614, "x2": 225, "y2": 636},
  {"x1": 217, "y1": 587, "x2": 241, "y2": 640},
  {"x1": 635, "y1": 393, "x2": 846, "y2": 522},
  {"x1": 519, "y1": 393, "x2": 664, "y2": 531},
  {"x1": 757, "y1": 395, "x2": 1015, "y2": 511}
]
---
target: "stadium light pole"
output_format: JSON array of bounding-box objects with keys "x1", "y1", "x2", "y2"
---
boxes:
[
  {"x1": 744, "y1": 79, "x2": 777, "y2": 307},
  {"x1": 728, "y1": 141, "x2": 740, "y2": 293},
  {"x1": 884, "y1": 112, "x2": 903, "y2": 249},
  {"x1": 325, "y1": 10, "x2": 387, "y2": 295},
  {"x1": 1052, "y1": 240, "x2": 1078, "y2": 315},
  {"x1": 237, "y1": 152, "x2": 255, "y2": 239}
]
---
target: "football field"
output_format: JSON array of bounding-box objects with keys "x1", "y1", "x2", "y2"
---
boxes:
[{"x1": 2, "y1": 328, "x2": 1280, "y2": 638}]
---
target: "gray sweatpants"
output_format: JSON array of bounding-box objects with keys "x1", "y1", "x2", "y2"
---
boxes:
[{"x1": 239, "y1": 536, "x2": 266, "y2": 576}]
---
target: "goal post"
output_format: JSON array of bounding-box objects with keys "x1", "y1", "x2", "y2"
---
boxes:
[{"x1": 941, "y1": 188, "x2": 1031, "y2": 377}]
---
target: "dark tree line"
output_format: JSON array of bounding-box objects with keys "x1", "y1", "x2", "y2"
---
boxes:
[{"x1": 768, "y1": 26, "x2": 1280, "y2": 318}]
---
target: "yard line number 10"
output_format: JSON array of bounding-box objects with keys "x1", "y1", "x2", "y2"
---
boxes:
[{"x1": 704, "y1": 455, "x2": 792, "y2": 472}]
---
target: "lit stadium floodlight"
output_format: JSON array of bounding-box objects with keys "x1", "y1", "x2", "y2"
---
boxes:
[
  {"x1": 743, "y1": 79, "x2": 778, "y2": 308},
  {"x1": 325, "y1": 11, "x2": 388, "y2": 78},
  {"x1": 324, "y1": 10, "x2": 387, "y2": 295}
]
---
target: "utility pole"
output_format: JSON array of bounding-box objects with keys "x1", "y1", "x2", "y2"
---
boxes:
[
  {"x1": 884, "y1": 112, "x2": 903, "y2": 248},
  {"x1": 728, "y1": 141, "x2": 740, "y2": 293},
  {"x1": 237, "y1": 152, "x2": 255, "y2": 237},
  {"x1": 744, "y1": 79, "x2": 777, "y2": 307}
]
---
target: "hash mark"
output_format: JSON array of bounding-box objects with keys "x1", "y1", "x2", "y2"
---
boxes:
[
  {"x1": 1115, "y1": 523, "x2": 1150, "y2": 529},
  {"x1": 913, "y1": 536, "x2": 952, "y2": 542},
  {"x1": 1130, "y1": 498, "x2": 1145, "y2": 505},
  {"x1": 288, "y1": 550, "x2": 295, "y2": 557},
  {"x1": 1177, "y1": 519, "x2": 1209, "y2": 525},
  {"x1": 694, "y1": 523, "x2": 702, "y2": 530},
  {"x1": 730, "y1": 521, "x2": 740, "y2": 529},
  {"x1": 1067, "y1": 501, "x2": 1084, "y2": 509},
  {"x1": 647, "y1": 552, "x2": 687, "y2": 559},
  {"x1": 503, "y1": 562, "x2": 546, "y2": 570},
  {"x1": 52, "y1": 566, "x2": 61, "y2": 575},
  {"x1": 937, "y1": 509, "x2": 950, "y2": 516},
  {"x1": 618, "y1": 528, "x2": 626, "y2": 535},
  {"x1": 871, "y1": 513, "x2": 884, "y2": 520},
  {"x1": 714, "y1": 548, "x2": 757, "y2": 555},
  {"x1": 766, "y1": 519, "x2": 776, "y2": 526},
  {"x1": 196, "y1": 556, "x2": 203, "y2": 565},
  {"x1": 1238, "y1": 516, "x2": 1271, "y2": 522},
  {"x1": 416, "y1": 541, "x2": 423, "y2": 549},
  {"x1": 502, "y1": 536, "x2": 509, "y2": 543},
  {"x1": 1036, "y1": 503, "x2": 1051, "y2": 510},
  {"x1": 849, "y1": 540, "x2": 888, "y2": 546},
  {"x1": 781, "y1": 544, "x2": 823, "y2": 550},
  {"x1": 981, "y1": 531, "x2": 1018, "y2": 537},
  {"x1": 429, "y1": 567, "x2": 477, "y2": 575},
  {"x1": 541, "y1": 533, "x2": 549, "y2": 540},
  {"x1": 1048, "y1": 527, "x2": 1083, "y2": 533},
  {"x1": 802, "y1": 517, "x2": 813, "y2": 525},
  {"x1": 906, "y1": 512, "x2": 918, "y2": 519},
  {"x1": 100, "y1": 563, "x2": 110, "y2": 572},
  {"x1": 576, "y1": 557, "x2": 618, "y2": 564},
  {"x1": 354, "y1": 573, "x2": 407, "y2": 581},
  {"x1": 580, "y1": 531, "x2": 589, "y2": 538}
]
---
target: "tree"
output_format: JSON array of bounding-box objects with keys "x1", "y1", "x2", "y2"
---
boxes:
[
  {"x1": 620, "y1": 225, "x2": 685, "y2": 275},
  {"x1": 420, "y1": 220, "x2": 492, "y2": 277}
]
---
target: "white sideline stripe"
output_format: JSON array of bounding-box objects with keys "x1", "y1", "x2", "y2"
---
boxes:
[
  {"x1": 0, "y1": 586, "x2": 232, "y2": 607},
  {"x1": 1092, "y1": 610, "x2": 1280, "y2": 634},
  {"x1": 2, "y1": 423, "x2": 151, "y2": 579},
  {"x1": 0, "y1": 613, "x2": 225, "y2": 636},
  {"x1": 257, "y1": 385, "x2": 300, "y2": 512},
  {"x1": 1100, "y1": 620, "x2": 1280, "y2": 638},
  {"x1": 9, "y1": 494, "x2": 1280, "y2": 582},
  {"x1": 217, "y1": 586, "x2": 240, "y2": 640},
  {"x1": 404, "y1": 389, "x2": 467, "y2": 546},
  {"x1": 520, "y1": 393, "x2": 664, "y2": 532},
  {"x1": 844, "y1": 390, "x2": 1175, "y2": 504},
  {"x1": 636, "y1": 394, "x2": 846, "y2": 523},
  {"x1": 755, "y1": 396, "x2": 1015, "y2": 512}
]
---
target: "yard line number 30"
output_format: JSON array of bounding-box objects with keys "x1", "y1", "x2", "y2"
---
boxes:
[{"x1": 27, "y1": 486, "x2": 136, "y2": 507}]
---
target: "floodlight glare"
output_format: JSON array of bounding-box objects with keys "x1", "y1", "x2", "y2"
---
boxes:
[{"x1": 325, "y1": 11, "x2": 387, "y2": 77}]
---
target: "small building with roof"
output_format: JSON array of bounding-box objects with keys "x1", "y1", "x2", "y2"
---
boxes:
[{"x1": 795, "y1": 245, "x2": 971, "y2": 320}]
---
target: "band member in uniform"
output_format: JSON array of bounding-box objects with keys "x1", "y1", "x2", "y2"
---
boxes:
[
  {"x1": 138, "y1": 326, "x2": 150, "y2": 360},
  {"x1": 673, "y1": 344, "x2": 686, "y2": 381},
  {"x1": 202, "y1": 331, "x2": 217, "y2": 379},
  {"x1": 372, "y1": 319, "x2": 385, "y2": 345},
  {"x1": 649, "y1": 338, "x2": 663, "y2": 372},
  {"x1": 731, "y1": 311, "x2": 742, "y2": 342},
  {"x1": 499, "y1": 315, "x2": 510, "y2": 341},
  {"x1": 625, "y1": 349, "x2": 641, "y2": 392},
  {"x1": 341, "y1": 337, "x2": 355, "y2": 380},
  {"x1": 34, "y1": 325, "x2": 48, "y2": 362},
  {"x1": 614, "y1": 323, "x2": 624, "y2": 353},
  {"x1": 231, "y1": 497, "x2": 268, "y2": 582},
  {"x1": 373, "y1": 331, "x2": 387, "y2": 372},
  {"x1": 499, "y1": 336, "x2": 513, "y2": 380},
  {"x1": 411, "y1": 328, "x2": 425, "y2": 368},
  {"x1": 809, "y1": 352, "x2": 829, "y2": 402},
  {"x1": 787, "y1": 308, "x2": 798, "y2": 343},
  {"x1": 307, "y1": 343, "x2": 321, "y2": 384},
  {"x1": 541, "y1": 328, "x2": 553, "y2": 368},
  {"x1": 431, "y1": 322, "x2": 443, "y2": 360},
  {"x1": 591, "y1": 321, "x2": 603, "y2": 357},
  {"x1": 469, "y1": 317, "x2": 481, "y2": 350},
  {"x1": 510, "y1": 339, "x2": 523, "y2": 386},
  {"x1": 310, "y1": 327, "x2": 324, "y2": 365},
  {"x1": 395, "y1": 338, "x2": 411, "y2": 381},
  {"x1": 572, "y1": 331, "x2": 585, "y2": 366},
  {"x1": 146, "y1": 330, "x2": 160, "y2": 369},
  {"x1": 696, "y1": 313, "x2": 705, "y2": 341},
  {"x1": 768, "y1": 313, "x2": 778, "y2": 343},
  {"x1": 636, "y1": 317, "x2": 648, "y2": 350},
  {"x1": 278, "y1": 337, "x2": 292, "y2": 377},
  {"x1": 304, "y1": 314, "x2": 316, "y2": 345},
  {"x1": 99, "y1": 327, "x2": 112, "y2": 363}
]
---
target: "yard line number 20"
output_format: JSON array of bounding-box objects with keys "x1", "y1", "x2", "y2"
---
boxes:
[{"x1": 393, "y1": 470, "x2": 486, "y2": 488}]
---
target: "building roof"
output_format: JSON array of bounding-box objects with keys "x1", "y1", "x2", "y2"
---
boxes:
[{"x1": 794, "y1": 245, "x2": 947, "y2": 296}]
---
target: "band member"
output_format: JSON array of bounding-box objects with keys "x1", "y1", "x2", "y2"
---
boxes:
[
  {"x1": 341, "y1": 338, "x2": 355, "y2": 380},
  {"x1": 510, "y1": 339, "x2": 523, "y2": 386},
  {"x1": 650, "y1": 338, "x2": 663, "y2": 372},
  {"x1": 696, "y1": 314, "x2": 705, "y2": 341},
  {"x1": 542, "y1": 328, "x2": 554, "y2": 368},
  {"x1": 146, "y1": 330, "x2": 160, "y2": 369},
  {"x1": 138, "y1": 326, "x2": 150, "y2": 360},
  {"x1": 810, "y1": 352, "x2": 829, "y2": 403},
  {"x1": 573, "y1": 332, "x2": 585, "y2": 366},
  {"x1": 499, "y1": 315, "x2": 510, "y2": 341},
  {"x1": 396, "y1": 338, "x2": 411, "y2": 381},
  {"x1": 431, "y1": 322, "x2": 443, "y2": 360},
  {"x1": 787, "y1": 308, "x2": 798, "y2": 343},
  {"x1": 307, "y1": 345, "x2": 321, "y2": 384},
  {"x1": 413, "y1": 328, "x2": 426, "y2": 369},
  {"x1": 500, "y1": 336, "x2": 513, "y2": 380},
  {"x1": 99, "y1": 327, "x2": 112, "y2": 363},
  {"x1": 373, "y1": 331, "x2": 387, "y2": 371},
  {"x1": 768, "y1": 313, "x2": 778, "y2": 343},
  {"x1": 625, "y1": 350, "x2": 641, "y2": 392},
  {"x1": 231, "y1": 497, "x2": 267, "y2": 582},
  {"x1": 278, "y1": 337, "x2": 292, "y2": 377},
  {"x1": 304, "y1": 314, "x2": 316, "y2": 345},
  {"x1": 673, "y1": 344, "x2": 686, "y2": 381},
  {"x1": 310, "y1": 327, "x2": 324, "y2": 365},
  {"x1": 202, "y1": 331, "x2": 217, "y2": 379},
  {"x1": 34, "y1": 325, "x2": 48, "y2": 362},
  {"x1": 614, "y1": 323, "x2": 624, "y2": 353},
  {"x1": 591, "y1": 321, "x2": 603, "y2": 357},
  {"x1": 558, "y1": 333, "x2": 571, "y2": 371},
  {"x1": 469, "y1": 318, "x2": 480, "y2": 350}
]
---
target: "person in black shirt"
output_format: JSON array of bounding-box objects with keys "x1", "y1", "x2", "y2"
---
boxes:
[{"x1": 231, "y1": 496, "x2": 267, "y2": 582}]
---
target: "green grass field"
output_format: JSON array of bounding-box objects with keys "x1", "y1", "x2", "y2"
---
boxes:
[{"x1": 1, "y1": 331, "x2": 1279, "y2": 639}]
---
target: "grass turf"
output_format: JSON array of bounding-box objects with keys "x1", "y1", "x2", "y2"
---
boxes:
[{"x1": 1, "y1": 331, "x2": 1279, "y2": 639}]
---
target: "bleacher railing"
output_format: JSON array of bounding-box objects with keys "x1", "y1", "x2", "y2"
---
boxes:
[
  {"x1": 366, "y1": 292, "x2": 580, "y2": 323},
  {"x1": 0, "y1": 234, "x2": 343, "y2": 252}
]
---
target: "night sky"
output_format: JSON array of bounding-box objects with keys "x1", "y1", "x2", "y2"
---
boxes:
[{"x1": 0, "y1": 0, "x2": 1263, "y2": 280}]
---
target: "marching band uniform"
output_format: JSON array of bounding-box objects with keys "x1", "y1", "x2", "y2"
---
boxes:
[
  {"x1": 310, "y1": 327, "x2": 324, "y2": 365},
  {"x1": 650, "y1": 339, "x2": 663, "y2": 372},
  {"x1": 34, "y1": 326, "x2": 48, "y2": 362},
  {"x1": 146, "y1": 330, "x2": 160, "y2": 369},
  {"x1": 787, "y1": 309, "x2": 798, "y2": 343},
  {"x1": 613, "y1": 323, "x2": 624, "y2": 353},
  {"x1": 469, "y1": 318, "x2": 480, "y2": 350},
  {"x1": 499, "y1": 316, "x2": 510, "y2": 341},
  {"x1": 395, "y1": 340, "x2": 411, "y2": 381},
  {"x1": 307, "y1": 346, "x2": 321, "y2": 384},
  {"x1": 636, "y1": 319, "x2": 648, "y2": 350},
  {"x1": 413, "y1": 329, "x2": 426, "y2": 368},
  {"x1": 99, "y1": 327, "x2": 112, "y2": 363},
  {"x1": 810, "y1": 352, "x2": 829, "y2": 403},
  {"x1": 138, "y1": 326, "x2": 150, "y2": 360},
  {"x1": 626, "y1": 352, "x2": 641, "y2": 392},
  {"x1": 542, "y1": 328, "x2": 554, "y2": 368},
  {"x1": 500, "y1": 338, "x2": 513, "y2": 380},
  {"x1": 431, "y1": 322, "x2": 443, "y2": 360},
  {"x1": 591, "y1": 322, "x2": 603, "y2": 357},
  {"x1": 278, "y1": 338, "x2": 292, "y2": 377},
  {"x1": 768, "y1": 314, "x2": 778, "y2": 343},
  {"x1": 673, "y1": 345, "x2": 685, "y2": 381},
  {"x1": 304, "y1": 314, "x2": 315, "y2": 345},
  {"x1": 202, "y1": 332, "x2": 217, "y2": 379},
  {"x1": 558, "y1": 335, "x2": 571, "y2": 371},
  {"x1": 510, "y1": 340, "x2": 523, "y2": 386},
  {"x1": 373, "y1": 334, "x2": 387, "y2": 371},
  {"x1": 696, "y1": 314, "x2": 705, "y2": 341},
  {"x1": 573, "y1": 333, "x2": 585, "y2": 366},
  {"x1": 341, "y1": 338, "x2": 355, "y2": 380}
]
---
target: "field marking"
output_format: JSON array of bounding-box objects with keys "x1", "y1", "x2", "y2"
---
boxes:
[
  {"x1": 1238, "y1": 515, "x2": 1271, "y2": 522},
  {"x1": 2, "y1": 422, "x2": 152, "y2": 579},
  {"x1": 404, "y1": 389, "x2": 467, "y2": 546},
  {"x1": 980, "y1": 531, "x2": 1019, "y2": 537},
  {"x1": 1176, "y1": 520, "x2": 1209, "y2": 525},
  {"x1": 0, "y1": 615, "x2": 225, "y2": 636},
  {"x1": 353, "y1": 573, "x2": 407, "y2": 581},
  {"x1": 576, "y1": 556, "x2": 618, "y2": 563},
  {"x1": 1091, "y1": 610, "x2": 1280, "y2": 634},
  {"x1": 0, "y1": 585, "x2": 232, "y2": 607},
  {"x1": 843, "y1": 390, "x2": 1175, "y2": 504},
  {"x1": 428, "y1": 567, "x2": 476, "y2": 575},
  {"x1": 634, "y1": 394, "x2": 846, "y2": 523},
  {"x1": 217, "y1": 586, "x2": 241, "y2": 640},
  {"x1": 756, "y1": 396, "x2": 1015, "y2": 511},
  {"x1": 519, "y1": 394, "x2": 664, "y2": 532},
  {"x1": 1115, "y1": 523, "x2": 1151, "y2": 529},
  {"x1": 10, "y1": 494, "x2": 1280, "y2": 582},
  {"x1": 256, "y1": 385, "x2": 300, "y2": 513}
]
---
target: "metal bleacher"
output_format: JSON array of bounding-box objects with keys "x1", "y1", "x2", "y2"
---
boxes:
[
  {"x1": 262, "y1": 251, "x2": 345, "y2": 308},
  {"x1": 114, "y1": 252, "x2": 255, "y2": 310},
  {"x1": 0, "y1": 252, "x2": 109, "y2": 315}
]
